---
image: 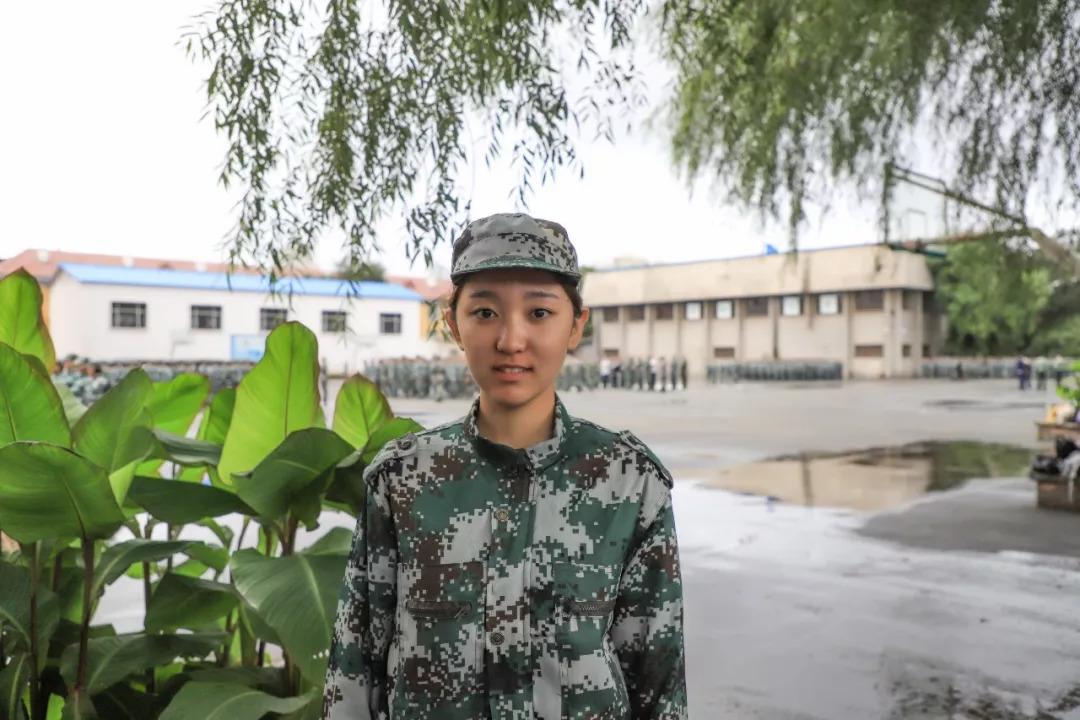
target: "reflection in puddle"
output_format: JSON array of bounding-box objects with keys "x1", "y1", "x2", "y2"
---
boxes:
[{"x1": 705, "y1": 441, "x2": 1032, "y2": 511}]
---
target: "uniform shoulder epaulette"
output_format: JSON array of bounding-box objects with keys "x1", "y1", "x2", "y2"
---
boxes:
[
  {"x1": 615, "y1": 430, "x2": 674, "y2": 489},
  {"x1": 366, "y1": 432, "x2": 421, "y2": 473}
]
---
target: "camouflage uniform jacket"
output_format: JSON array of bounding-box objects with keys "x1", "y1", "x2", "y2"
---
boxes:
[{"x1": 322, "y1": 396, "x2": 687, "y2": 720}]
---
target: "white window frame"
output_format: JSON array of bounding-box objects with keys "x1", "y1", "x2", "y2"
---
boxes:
[
  {"x1": 781, "y1": 296, "x2": 803, "y2": 316},
  {"x1": 260, "y1": 308, "x2": 288, "y2": 331},
  {"x1": 322, "y1": 310, "x2": 348, "y2": 334},
  {"x1": 817, "y1": 293, "x2": 841, "y2": 315},
  {"x1": 684, "y1": 302, "x2": 703, "y2": 321},
  {"x1": 111, "y1": 302, "x2": 146, "y2": 329},
  {"x1": 714, "y1": 300, "x2": 734, "y2": 319},
  {"x1": 190, "y1": 305, "x2": 222, "y2": 330},
  {"x1": 379, "y1": 312, "x2": 402, "y2": 335}
]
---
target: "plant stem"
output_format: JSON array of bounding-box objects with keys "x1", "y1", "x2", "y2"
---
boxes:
[
  {"x1": 27, "y1": 543, "x2": 43, "y2": 720},
  {"x1": 235, "y1": 517, "x2": 251, "y2": 552},
  {"x1": 256, "y1": 640, "x2": 266, "y2": 667},
  {"x1": 76, "y1": 540, "x2": 94, "y2": 693}
]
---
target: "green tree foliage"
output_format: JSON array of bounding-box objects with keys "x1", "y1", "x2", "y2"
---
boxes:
[
  {"x1": 335, "y1": 259, "x2": 387, "y2": 283},
  {"x1": 0, "y1": 271, "x2": 421, "y2": 719},
  {"x1": 664, "y1": 0, "x2": 1080, "y2": 236},
  {"x1": 185, "y1": 0, "x2": 646, "y2": 279},
  {"x1": 189, "y1": 0, "x2": 1080, "y2": 272},
  {"x1": 932, "y1": 240, "x2": 1080, "y2": 355}
]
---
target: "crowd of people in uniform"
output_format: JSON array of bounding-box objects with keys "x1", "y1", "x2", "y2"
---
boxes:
[
  {"x1": 598, "y1": 356, "x2": 690, "y2": 391},
  {"x1": 1016, "y1": 355, "x2": 1072, "y2": 391}
]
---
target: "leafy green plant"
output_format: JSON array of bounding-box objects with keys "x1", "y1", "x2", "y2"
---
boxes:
[
  {"x1": 0, "y1": 271, "x2": 421, "y2": 719},
  {"x1": 1056, "y1": 361, "x2": 1080, "y2": 407}
]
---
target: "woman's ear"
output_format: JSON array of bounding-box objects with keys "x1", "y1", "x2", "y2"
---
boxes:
[
  {"x1": 567, "y1": 307, "x2": 590, "y2": 351},
  {"x1": 444, "y1": 306, "x2": 465, "y2": 350}
]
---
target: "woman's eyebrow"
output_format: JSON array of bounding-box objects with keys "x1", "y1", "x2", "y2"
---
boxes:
[{"x1": 524, "y1": 290, "x2": 560, "y2": 299}]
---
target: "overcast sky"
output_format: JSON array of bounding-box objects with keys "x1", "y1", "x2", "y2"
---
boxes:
[{"x1": 2, "y1": 1, "x2": 948, "y2": 278}]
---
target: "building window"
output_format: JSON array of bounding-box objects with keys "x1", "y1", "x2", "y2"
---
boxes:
[
  {"x1": 922, "y1": 292, "x2": 937, "y2": 313},
  {"x1": 923, "y1": 344, "x2": 931, "y2": 357},
  {"x1": 260, "y1": 308, "x2": 287, "y2": 331},
  {"x1": 322, "y1": 310, "x2": 347, "y2": 333},
  {"x1": 713, "y1": 347, "x2": 736, "y2": 359},
  {"x1": 854, "y1": 290, "x2": 884, "y2": 311},
  {"x1": 111, "y1": 302, "x2": 146, "y2": 329},
  {"x1": 601, "y1": 307, "x2": 619, "y2": 323},
  {"x1": 714, "y1": 300, "x2": 734, "y2": 320},
  {"x1": 627, "y1": 305, "x2": 646, "y2": 322},
  {"x1": 603, "y1": 348, "x2": 619, "y2": 358},
  {"x1": 854, "y1": 345, "x2": 884, "y2": 358},
  {"x1": 902, "y1": 291, "x2": 917, "y2": 310},
  {"x1": 684, "y1": 302, "x2": 703, "y2": 321},
  {"x1": 190, "y1": 305, "x2": 221, "y2": 330},
  {"x1": 902, "y1": 344, "x2": 912, "y2": 357},
  {"x1": 379, "y1": 313, "x2": 402, "y2": 335},
  {"x1": 654, "y1": 303, "x2": 674, "y2": 321},
  {"x1": 745, "y1": 297, "x2": 769, "y2": 317},
  {"x1": 817, "y1": 293, "x2": 842, "y2": 315},
  {"x1": 780, "y1": 296, "x2": 803, "y2": 316}
]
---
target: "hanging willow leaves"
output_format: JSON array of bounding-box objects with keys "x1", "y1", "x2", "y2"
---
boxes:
[{"x1": 184, "y1": 0, "x2": 648, "y2": 278}]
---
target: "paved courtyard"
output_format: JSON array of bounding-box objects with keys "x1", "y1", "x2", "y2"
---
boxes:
[
  {"x1": 99, "y1": 378, "x2": 1079, "y2": 719},
  {"x1": 384, "y1": 379, "x2": 1080, "y2": 719}
]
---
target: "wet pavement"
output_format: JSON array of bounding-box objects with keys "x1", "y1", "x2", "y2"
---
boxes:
[{"x1": 96, "y1": 378, "x2": 1079, "y2": 719}]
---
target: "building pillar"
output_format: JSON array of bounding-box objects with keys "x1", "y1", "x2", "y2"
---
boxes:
[
  {"x1": 844, "y1": 291, "x2": 854, "y2": 379},
  {"x1": 704, "y1": 299, "x2": 714, "y2": 376}
]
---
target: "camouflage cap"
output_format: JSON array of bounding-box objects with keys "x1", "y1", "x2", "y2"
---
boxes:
[{"x1": 450, "y1": 212, "x2": 580, "y2": 282}]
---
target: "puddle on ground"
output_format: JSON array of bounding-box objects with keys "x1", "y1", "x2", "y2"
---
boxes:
[{"x1": 702, "y1": 441, "x2": 1032, "y2": 511}]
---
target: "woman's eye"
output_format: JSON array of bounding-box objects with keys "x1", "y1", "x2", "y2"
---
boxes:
[
  {"x1": 472, "y1": 308, "x2": 496, "y2": 319},
  {"x1": 531, "y1": 308, "x2": 551, "y2": 319}
]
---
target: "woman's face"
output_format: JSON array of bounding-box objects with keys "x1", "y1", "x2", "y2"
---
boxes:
[{"x1": 448, "y1": 269, "x2": 589, "y2": 411}]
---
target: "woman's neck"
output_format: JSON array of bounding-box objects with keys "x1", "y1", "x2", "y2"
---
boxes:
[{"x1": 476, "y1": 391, "x2": 556, "y2": 449}]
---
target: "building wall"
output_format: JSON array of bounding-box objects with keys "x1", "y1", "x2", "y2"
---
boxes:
[{"x1": 48, "y1": 274, "x2": 432, "y2": 373}]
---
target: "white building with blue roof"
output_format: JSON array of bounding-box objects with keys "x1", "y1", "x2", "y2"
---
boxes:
[{"x1": 47, "y1": 263, "x2": 436, "y2": 371}]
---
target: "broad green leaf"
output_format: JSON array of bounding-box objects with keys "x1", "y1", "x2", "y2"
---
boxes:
[
  {"x1": 233, "y1": 428, "x2": 354, "y2": 528},
  {"x1": 53, "y1": 381, "x2": 87, "y2": 427},
  {"x1": 177, "y1": 387, "x2": 236, "y2": 484},
  {"x1": 159, "y1": 683, "x2": 313, "y2": 720},
  {"x1": 139, "y1": 374, "x2": 212, "y2": 475},
  {"x1": 0, "y1": 443, "x2": 125, "y2": 543},
  {"x1": 360, "y1": 416, "x2": 423, "y2": 465},
  {"x1": 46, "y1": 693, "x2": 64, "y2": 720},
  {"x1": 332, "y1": 374, "x2": 392, "y2": 450},
  {"x1": 59, "y1": 632, "x2": 223, "y2": 696},
  {"x1": 149, "y1": 430, "x2": 223, "y2": 467},
  {"x1": 72, "y1": 370, "x2": 155, "y2": 504},
  {"x1": 0, "y1": 343, "x2": 71, "y2": 447},
  {"x1": 184, "y1": 666, "x2": 282, "y2": 693},
  {"x1": 59, "y1": 690, "x2": 96, "y2": 720},
  {"x1": 197, "y1": 518, "x2": 235, "y2": 549},
  {"x1": 0, "y1": 269, "x2": 55, "y2": 370},
  {"x1": 126, "y1": 476, "x2": 254, "y2": 525},
  {"x1": 301, "y1": 526, "x2": 354, "y2": 556},
  {"x1": 182, "y1": 542, "x2": 229, "y2": 572},
  {"x1": 324, "y1": 452, "x2": 366, "y2": 515},
  {"x1": 230, "y1": 549, "x2": 349, "y2": 683},
  {"x1": 93, "y1": 540, "x2": 193, "y2": 597},
  {"x1": 145, "y1": 575, "x2": 237, "y2": 633},
  {"x1": 88, "y1": 684, "x2": 153, "y2": 720},
  {"x1": 218, "y1": 323, "x2": 319, "y2": 487},
  {"x1": 0, "y1": 653, "x2": 30, "y2": 720},
  {"x1": 280, "y1": 696, "x2": 321, "y2": 720},
  {"x1": 0, "y1": 561, "x2": 59, "y2": 655},
  {"x1": 147, "y1": 373, "x2": 211, "y2": 436}
]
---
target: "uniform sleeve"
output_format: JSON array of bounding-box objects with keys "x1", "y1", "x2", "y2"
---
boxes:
[
  {"x1": 610, "y1": 483, "x2": 688, "y2": 720},
  {"x1": 321, "y1": 465, "x2": 398, "y2": 720}
]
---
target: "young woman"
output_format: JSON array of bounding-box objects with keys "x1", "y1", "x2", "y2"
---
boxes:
[{"x1": 322, "y1": 213, "x2": 688, "y2": 720}]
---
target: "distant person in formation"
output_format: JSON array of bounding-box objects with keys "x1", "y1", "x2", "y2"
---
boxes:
[
  {"x1": 321, "y1": 212, "x2": 688, "y2": 720},
  {"x1": 659, "y1": 356, "x2": 668, "y2": 392},
  {"x1": 649, "y1": 356, "x2": 659, "y2": 391},
  {"x1": 1034, "y1": 356, "x2": 1050, "y2": 391},
  {"x1": 680, "y1": 357, "x2": 689, "y2": 390},
  {"x1": 599, "y1": 355, "x2": 612, "y2": 388},
  {"x1": 1055, "y1": 354, "x2": 1067, "y2": 387}
]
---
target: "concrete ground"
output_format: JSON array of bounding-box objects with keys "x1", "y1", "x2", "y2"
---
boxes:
[
  {"x1": 382, "y1": 379, "x2": 1080, "y2": 719},
  {"x1": 99, "y1": 378, "x2": 1079, "y2": 719}
]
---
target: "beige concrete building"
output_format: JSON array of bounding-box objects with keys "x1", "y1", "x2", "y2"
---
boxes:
[{"x1": 582, "y1": 244, "x2": 945, "y2": 380}]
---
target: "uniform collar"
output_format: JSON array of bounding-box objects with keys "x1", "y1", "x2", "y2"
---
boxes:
[{"x1": 463, "y1": 394, "x2": 571, "y2": 471}]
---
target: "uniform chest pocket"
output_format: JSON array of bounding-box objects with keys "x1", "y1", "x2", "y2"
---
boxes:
[
  {"x1": 394, "y1": 561, "x2": 484, "y2": 714},
  {"x1": 554, "y1": 562, "x2": 630, "y2": 720}
]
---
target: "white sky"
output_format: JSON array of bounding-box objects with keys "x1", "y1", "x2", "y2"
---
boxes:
[{"x1": 1, "y1": 1, "x2": 956, "y2": 279}]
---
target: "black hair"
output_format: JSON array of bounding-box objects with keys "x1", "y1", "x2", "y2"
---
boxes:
[{"x1": 448, "y1": 274, "x2": 584, "y2": 321}]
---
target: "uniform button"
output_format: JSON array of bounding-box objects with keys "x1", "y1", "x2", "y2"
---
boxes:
[
  {"x1": 494, "y1": 508, "x2": 510, "y2": 523},
  {"x1": 489, "y1": 631, "x2": 505, "y2": 646},
  {"x1": 398, "y1": 436, "x2": 414, "y2": 450}
]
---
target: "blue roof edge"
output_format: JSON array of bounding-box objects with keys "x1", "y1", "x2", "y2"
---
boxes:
[{"x1": 55, "y1": 262, "x2": 425, "y2": 301}]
